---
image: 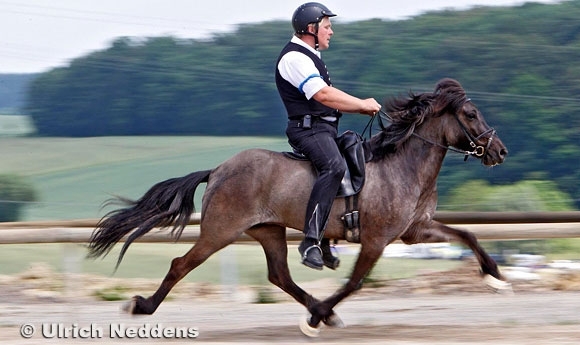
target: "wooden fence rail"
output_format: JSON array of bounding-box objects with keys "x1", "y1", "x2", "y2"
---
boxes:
[{"x1": 0, "y1": 212, "x2": 579, "y2": 244}]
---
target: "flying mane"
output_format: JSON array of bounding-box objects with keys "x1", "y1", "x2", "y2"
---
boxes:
[{"x1": 370, "y1": 78, "x2": 468, "y2": 160}]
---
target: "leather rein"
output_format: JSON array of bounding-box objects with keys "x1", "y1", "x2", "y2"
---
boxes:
[{"x1": 363, "y1": 106, "x2": 496, "y2": 161}]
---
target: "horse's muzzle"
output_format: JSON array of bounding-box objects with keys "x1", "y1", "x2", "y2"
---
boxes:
[{"x1": 483, "y1": 145, "x2": 508, "y2": 166}]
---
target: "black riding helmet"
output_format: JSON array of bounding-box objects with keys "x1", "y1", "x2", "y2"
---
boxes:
[{"x1": 292, "y1": 2, "x2": 337, "y2": 49}]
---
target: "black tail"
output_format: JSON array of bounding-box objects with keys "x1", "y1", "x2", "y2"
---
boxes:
[{"x1": 87, "y1": 169, "x2": 212, "y2": 269}]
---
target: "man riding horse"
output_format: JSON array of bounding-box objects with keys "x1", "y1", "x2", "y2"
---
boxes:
[{"x1": 275, "y1": 2, "x2": 382, "y2": 270}]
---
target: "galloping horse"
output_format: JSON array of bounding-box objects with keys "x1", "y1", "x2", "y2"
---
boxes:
[{"x1": 88, "y1": 78, "x2": 510, "y2": 336}]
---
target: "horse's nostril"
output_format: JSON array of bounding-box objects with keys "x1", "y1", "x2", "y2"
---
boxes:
[{"x1": 500, "y1": 148, "x2": 508, "y2": 157}]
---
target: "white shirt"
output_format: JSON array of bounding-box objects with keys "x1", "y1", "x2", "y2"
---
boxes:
[{"x1": 277, "y1": 36, "x2": 329, "y2": 100}]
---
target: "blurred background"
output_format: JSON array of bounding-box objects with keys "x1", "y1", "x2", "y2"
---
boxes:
[{"x1": 1, "y1": 0, "x2": 579, "y2": 328}]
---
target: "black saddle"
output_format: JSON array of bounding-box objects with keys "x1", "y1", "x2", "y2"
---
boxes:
[{"x1": 283, "y1": 130, "x2": 371, "y2": 198}]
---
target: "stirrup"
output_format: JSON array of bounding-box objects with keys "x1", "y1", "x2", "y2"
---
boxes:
[{"x1": 300, "y1": 244, "x2": 323, "y2": 270}]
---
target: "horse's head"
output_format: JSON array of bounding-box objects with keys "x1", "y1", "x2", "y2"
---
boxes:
[
  {"x1": 433, "y1": 78, "x2": 508, "y2": 166},
  {"x1": 371, "y1": 78, "x2": 507, "y2": 166}
]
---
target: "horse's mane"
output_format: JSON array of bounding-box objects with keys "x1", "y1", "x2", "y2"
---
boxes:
[{"x1": 370, "y1": 78, "x2": 468, "y2": 160}]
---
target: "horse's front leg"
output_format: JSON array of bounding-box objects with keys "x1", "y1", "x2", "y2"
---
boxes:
[
  {"x1": 400, "y1": 220, "x2": 512, "y2": 291},
  {"x1": 305, "y1": 241, "x2": 386, "y2": 332}
]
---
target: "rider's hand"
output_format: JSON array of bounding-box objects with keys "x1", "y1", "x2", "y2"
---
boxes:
[{"x1": 360, "y1": 98, "x2": 381, "y2": 116}]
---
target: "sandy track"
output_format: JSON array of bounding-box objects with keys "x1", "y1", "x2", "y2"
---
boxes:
[
  {"x1": 2, "y1": 260, "x2": 580, "y2": 344},
  {"x1": 1, "y1": 292, "x2": 579, "y2": 344}
]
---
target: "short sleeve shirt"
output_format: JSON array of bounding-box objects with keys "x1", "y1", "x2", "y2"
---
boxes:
[{"x1": 277, "y1": 36, "x2": 329, "y2": 100}]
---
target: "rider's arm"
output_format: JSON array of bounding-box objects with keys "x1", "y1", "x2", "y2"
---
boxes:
[
  {"x1": 312, "y1": 86, "x2": 379, "y2": 116},
  {"x1": 278, "y1": 51, "x2": 380, "y2": 116}
]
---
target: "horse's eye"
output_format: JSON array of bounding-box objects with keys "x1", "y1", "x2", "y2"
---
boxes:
[{"x1": 465, "y1": 111, "x2": 477, "y2": 120}]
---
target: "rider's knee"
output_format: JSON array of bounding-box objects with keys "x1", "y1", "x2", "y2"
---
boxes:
[{"x1": 328, "y1": 158, "x2": 347, "y2": 179}]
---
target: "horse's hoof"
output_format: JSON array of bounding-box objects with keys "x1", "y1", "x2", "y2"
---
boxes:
[
  {"x1": 483, "y1": 274, "x2": 514, "y2": 295},
  {"x1": 120, "y1": 298, "x2": 137, "y2": 314},
  {"x1": 324, "y1": 313, "x2": 345, "y2": 328},
  {"x1": 299, "y1": 315, "x2": 320, "y2": 338}
]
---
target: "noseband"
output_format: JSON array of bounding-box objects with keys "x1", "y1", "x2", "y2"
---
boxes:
[{"x1": 452, "y1": 112, "x2": 496, "y2": 161}]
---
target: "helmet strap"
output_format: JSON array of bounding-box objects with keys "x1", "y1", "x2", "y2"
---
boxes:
[{"x1": 308, "y1": 22, "x2": 320, "y2": 50}]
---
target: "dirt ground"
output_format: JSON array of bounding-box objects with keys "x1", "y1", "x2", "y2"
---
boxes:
[{"x1": 1, "y1": 260, "x2": 580, "y2": 344}]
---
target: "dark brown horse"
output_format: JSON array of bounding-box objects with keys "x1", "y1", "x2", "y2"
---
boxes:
[{"x1": 88, "y1": 78, "x2": 510, "y2": 336}]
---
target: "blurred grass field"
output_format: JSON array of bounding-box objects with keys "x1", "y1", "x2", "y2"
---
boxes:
[
  {"x1": 0, "y1": 136, "x2": 290, "y2": 220},
  {"x1": 0, "y1": 242, "x2": 462, "y2": 285}
]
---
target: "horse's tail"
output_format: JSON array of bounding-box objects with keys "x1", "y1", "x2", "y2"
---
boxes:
[{"x1": 87, "y1": 169, "x2": 212, "y2": 269}]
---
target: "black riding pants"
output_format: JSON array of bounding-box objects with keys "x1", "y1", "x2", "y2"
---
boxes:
[{"x1": 286, "y1": 119, "x2": 347, "y2": 241}]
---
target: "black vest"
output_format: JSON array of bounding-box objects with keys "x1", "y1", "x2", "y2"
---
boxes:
[{"x1": 275, "y1": 42, "x2": 340, "y2": 119}]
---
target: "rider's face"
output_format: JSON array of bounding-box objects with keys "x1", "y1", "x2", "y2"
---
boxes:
[{"x1": 310, "y1": 17, "x2": 333, "y2": 51}]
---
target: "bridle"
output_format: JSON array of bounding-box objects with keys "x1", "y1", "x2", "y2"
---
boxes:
[
  {"x1": 363, "y1": 103, "x2": 497, "y2": 161},
  {"x1": 449, "y1": 108, "x2": 496, "y2": 161}
]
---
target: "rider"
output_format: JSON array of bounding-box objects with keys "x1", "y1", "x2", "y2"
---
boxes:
[{"x1": 275, "y1": 2, "x2": 381, "y2": 270}]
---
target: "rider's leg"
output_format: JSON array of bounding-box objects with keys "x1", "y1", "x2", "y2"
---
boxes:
[{"x1": 290, "y1": 122, "x2": 345, "y2": 270}]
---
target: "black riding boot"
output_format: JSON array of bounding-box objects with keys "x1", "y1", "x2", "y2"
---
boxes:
[
  {"x1": 299, "y1": 237, "x2": 340, "y2": 270},
  {"x1": 320, "y1": 238, "x2": 340, "y2": 270},
  {"x1": 299, "y1": 202, "x2": 340, "y2": 270},
  {"x1": 298, "y1": 237, "x2": 323, "y2": 270},
  {"x1": 298, "y1": 203, "x2": 325, "y2": 270}
]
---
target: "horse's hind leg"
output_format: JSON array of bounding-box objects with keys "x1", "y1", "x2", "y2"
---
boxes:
[
  {"x1": 245, "y1": 225, "x2": 319, "y2": 308},
  {"x1": 401, "y1": 221, "x2": 512, "y2": 291},
  {"x1": 126, "y1": 232, "x2": 238, "y2": 315}
]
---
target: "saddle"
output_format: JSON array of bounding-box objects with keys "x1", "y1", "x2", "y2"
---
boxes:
[
  {"x1": 283, "y1": 130, "x2": 370, "y2": 243},
  {"x1": 283, "y1": 130, "x2": 370, "y2": 198}
]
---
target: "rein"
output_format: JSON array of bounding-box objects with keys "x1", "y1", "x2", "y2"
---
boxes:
[
  {"x1": 363, "y1": 108, "x2": 496, "y2": 161},
  {"x1": 361, "y1": 109, "x2": 390, "y2": 137}
]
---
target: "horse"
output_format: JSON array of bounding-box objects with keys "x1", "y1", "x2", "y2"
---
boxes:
[{"x1": 88, "y1": 78, "x2": 510, "y2": 336}]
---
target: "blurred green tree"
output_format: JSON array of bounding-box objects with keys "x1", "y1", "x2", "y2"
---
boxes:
[
  {"x1": 0, "y1": 174, "x2": 37, "y2": 222},
  {"x1": 440, "y1": 179, "x2": 576, "y2": 255},
  {"x1": 440, "y1": 179, "x2": 575, "y2": 211}
]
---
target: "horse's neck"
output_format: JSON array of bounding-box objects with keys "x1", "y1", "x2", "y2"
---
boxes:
[{"x1": 374, "y1": 133, "x2": 448, "y2": 190}]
